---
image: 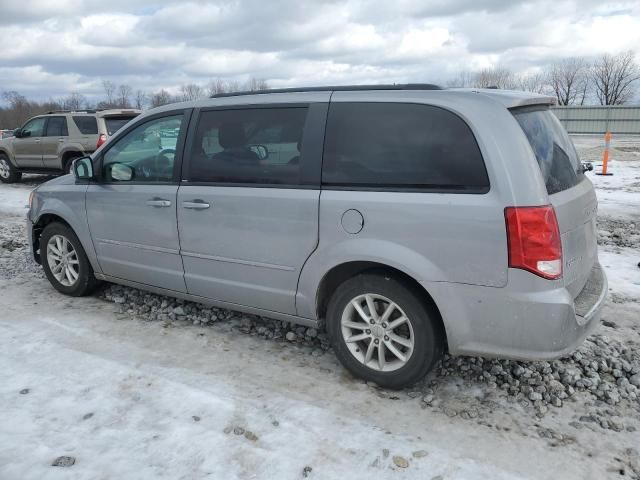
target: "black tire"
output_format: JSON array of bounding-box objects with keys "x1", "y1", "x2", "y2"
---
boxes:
[
  {"x1": 41, "y1": 222, "x2": 99, "y2": 296},
  {"x1": 64, "y1": 154, "x2": 81, "y2": 174},
  {"x1": 0, "y1": 154, "x2": 22, "y2": 183},
  {"x1": 326, "y1": 273, "x2": 444, "y2": 389}
]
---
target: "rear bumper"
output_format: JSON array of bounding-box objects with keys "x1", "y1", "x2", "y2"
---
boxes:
[{"x1": 425, "y1": 263, "x2": 607, "y2": 361}]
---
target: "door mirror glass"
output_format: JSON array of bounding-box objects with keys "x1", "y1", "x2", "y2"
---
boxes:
[
  {"x1": 73, "y1": 156, "x2": 94, "y2": 180},
  {"x1": 20, "y1": 130, "x2": 31, "y2": 138},
  {"x1": 108, "y1": 162, "x2": 135, "y2": 182}
]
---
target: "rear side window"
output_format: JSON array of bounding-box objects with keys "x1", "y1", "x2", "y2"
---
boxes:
[
  {"x1": 322, "y1": 103, "x2": 489, "y2": 192},
  {"x1": 73, "y1": 116, "x2": 98, "y2": 134},
  {"x1": 188, "y1": 108, "x2": 307, "y2": 185},
  {"x1": 104, "y1": 116, "x2": 135, "y2": 136},
  {"x1": 45, "y1": 117, "x2": 68, "y2": 136},
  {"x1": 513, "y1": 108, "x2": 582, "y2": 195}
]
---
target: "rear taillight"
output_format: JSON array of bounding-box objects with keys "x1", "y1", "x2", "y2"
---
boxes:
[
  {"x1": 96, "y1": 134, "x2": 107, "y2": 149},
  {"x1": 505, "y1": 205, "x2": 562, "y2": 280}
]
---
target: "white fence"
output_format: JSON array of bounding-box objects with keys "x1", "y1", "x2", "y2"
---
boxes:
[{"x1": 551, "y1": 106, "x2": 640, "y2": 135}]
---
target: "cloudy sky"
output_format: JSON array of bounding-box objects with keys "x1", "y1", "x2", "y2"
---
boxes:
[{"x1": 1, "y1": 0, "x2": 639, "y2": 102}]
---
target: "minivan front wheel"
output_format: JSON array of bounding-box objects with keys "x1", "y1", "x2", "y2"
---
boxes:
[
  {"x1": 41, "y1": 223, "x2": 98, "y2": 296},
  {"x1": 326, "y1": 274, "x2": 443, "y2": 389}
]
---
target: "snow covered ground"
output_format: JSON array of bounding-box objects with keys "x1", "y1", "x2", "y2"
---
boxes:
[{"x1": 0, "y1": 139, "x2": 639, "y2": 479}]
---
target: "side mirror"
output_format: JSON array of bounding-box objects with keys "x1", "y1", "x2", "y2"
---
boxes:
[
  {"x1": 13, "y1": 129, "x2": 22, "y2": 138},
  {"x1": 108, "y1": 163, "x2": 134, "y2": 182},
  {"x1": 73, "y1": 156, "x2": 94, "y2": 180}
]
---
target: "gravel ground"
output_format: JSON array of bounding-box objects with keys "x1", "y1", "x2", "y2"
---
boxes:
[
  {"x1": 0, "y1": 216, "x2": 42, "y2": 279},
  {"x1": 598, "y1": 216, "x2": 640, "y2": 249}
]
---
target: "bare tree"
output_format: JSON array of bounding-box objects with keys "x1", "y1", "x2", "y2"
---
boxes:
[
  {"x1": 547, "y1": 58, "x2": 589, "y2": 105},
  {"x1": 149, "y1": 89, "x2": 174, "y2": 108},
  {"x1": 473, "y1": 67, "x2": 516, "y2": 89},
  {"x1": 62, "y1": 91, "x2": 86, "y2": 110},
  {"x1": 591, "y1": 51, "x2": 640, "y2": 105},
  {"x1": 226, "y1": 80, "x2": 241, "y2": 93},
  {"x1": 102, "y1": 80, "x2": 116, "y2": 106},
  {"x1": 244, "y1": 77, "x2": 269, "y2": 91},
  {"x1": 207, "y1": 78, "x2": 228, "y2": 96},
  {"x1": 180, "y1": 83, "x2": 205, "y2": 101},
  {"x1": 515, "y1": 72, "x2": 547, "y2": 94},
  {"x1": 445, "y1": 70, "x2": 475, "y2": 88},
  {"x1": 116, "y1": 84, "x2": 132, "y2": 108},
  {"x1": 134, "y1": 90, "x2": 147, "y2": 110},
  {"x1": 1, "y1": 91, "x2": 33, "y2": 126}
]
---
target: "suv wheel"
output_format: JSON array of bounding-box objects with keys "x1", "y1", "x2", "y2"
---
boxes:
[
  {"x1": 41, "y1": 222, "x2": 99, "y2": 296},
  {"x1": 0, "y1": 154, "x2": 21, "y2": 183},
  {"x1": 64, "y1": 154, "x2": 81, "y2": 174},
  {"x1": 326, "y1": 274, "x2": 443, "y2": 389}
]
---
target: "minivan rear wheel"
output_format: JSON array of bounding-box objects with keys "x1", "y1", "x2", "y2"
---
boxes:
[
  {"x1": 326, "y1": 273, "x2": 443, "y2": 389},
  {"x1": 41, "y1": 222, "x2": 99, "y2": 296}
]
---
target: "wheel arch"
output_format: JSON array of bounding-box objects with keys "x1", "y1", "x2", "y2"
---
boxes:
[
  {"x1": 0, "y1": 147, "x2": 14, "y2": 163},
  {"x1": 60, "y1": 149, "x2": 84, "y2": 170},
  {"x1": 31, "y1": 213, "x2": 74, "y2": 263},
  {"x1": 315, "y1": 260, "x2": 449, "y2": 352}
]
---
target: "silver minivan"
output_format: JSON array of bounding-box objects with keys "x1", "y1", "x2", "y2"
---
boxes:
[{"x1": 26, "y1": 85, "x2": 607, "y2": 388}]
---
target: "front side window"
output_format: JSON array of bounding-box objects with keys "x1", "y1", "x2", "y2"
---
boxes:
[
  {"x1": 45, "y1": 117, "x2": 68, "y2": 137},
  {"x1": 322, "y1": 103, "x2": 489, "y2": 192},
  {"x1": 21, "y1": 117, "x2": 46, "y2": 138},
  {"x1": 102, "y1": 115, "x2": 184, "y2": 182},
  {"x1": 188, "y1": 108, "x2": 307, "y2": 185}
]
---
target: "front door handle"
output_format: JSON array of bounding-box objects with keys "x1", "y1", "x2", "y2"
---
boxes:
[
  {"x1": 146, "y1": 198, "x2": 172, "y2": 207},
  {"x1": 183, "y1": 200, "x2": 210, "y2": 210}
]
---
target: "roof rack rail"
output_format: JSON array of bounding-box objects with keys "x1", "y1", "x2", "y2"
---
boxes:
[
  {"x1": 210, "y1": 83, "x2": 443, "y2": 98},
  {"x1": 45, "y1": 109, "x2": 98, "y2": 114}
]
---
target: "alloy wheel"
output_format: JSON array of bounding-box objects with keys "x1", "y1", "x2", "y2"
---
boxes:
[
  {"x1": 0, "y1": 158, "x2": 10, "y2": 179},
  {"x1": 340, "y1": 293, "x2": 415, "y2": 372},
  {"x1": 46, "y1": 234, "x2": 80, "y2": 286}
]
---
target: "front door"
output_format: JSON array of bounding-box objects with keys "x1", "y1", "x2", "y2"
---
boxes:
[
  {"x1": 13, "y1": 117, "x2": 46, "y2": 167},
  {"x1": 41, "y1": 116, "x2": 69, "y2": 169},
  {"x1": 86, "y1": 112, "x2": 190, "y2": 292},
  {"x1": 178, "y1": 104, "x2": 326, "y2": 315}
]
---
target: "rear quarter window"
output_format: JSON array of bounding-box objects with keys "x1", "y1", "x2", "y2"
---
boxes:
[
  {"x1": 72, "y1": 116, "x2": 98, "y2": 135},
  {"x1": 322, "y1": 102, "x2": 489, "y2": 192},
  {"x1": 512, "y1": 107, "x2": 583, "y2": 195}
]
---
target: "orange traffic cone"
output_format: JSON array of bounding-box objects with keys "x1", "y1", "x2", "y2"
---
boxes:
[{"x1": 596, "y1": 131, "x2": 614, "y2": 176}]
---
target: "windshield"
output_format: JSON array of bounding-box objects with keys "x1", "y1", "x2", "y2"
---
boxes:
[{"x1": 513, "y1": 107, "x2": 582, "y2": 194}]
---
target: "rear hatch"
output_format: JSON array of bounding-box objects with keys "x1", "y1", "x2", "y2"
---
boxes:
[
  {"x1": 513, "y1": 107, "x2": 598, "y2": 297},
  {"x1": 98, "y1": 110, "x2": 140, "y2": 136}
]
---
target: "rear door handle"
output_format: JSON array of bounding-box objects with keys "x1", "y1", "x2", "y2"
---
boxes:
[
  {"x1": 146, "y1": 198, "x2": 172, "y2": 207},
  {"x1": 183, "y1": 200, "x2": 210, "y2": 210}
]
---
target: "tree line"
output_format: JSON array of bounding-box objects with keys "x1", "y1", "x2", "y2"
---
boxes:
[
  {"x1": 0, "y1": 77, "x2": 269, "y2": 128},
  {"x1": 448, "y1": 50, "x2": 639, "y2": 106},
  {"x1": 1, "y1": 50, "x2": 639, "y2": 128}
]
